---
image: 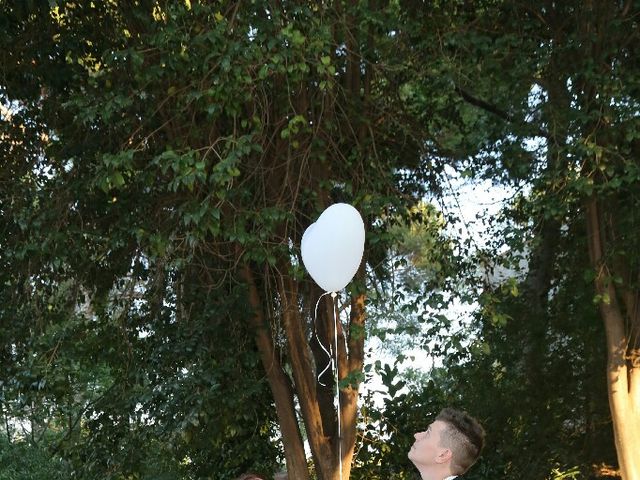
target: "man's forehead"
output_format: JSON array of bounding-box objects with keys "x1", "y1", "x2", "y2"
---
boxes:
[{"x1": 430, "y1": 420, "x2": 448, "y2": 432}]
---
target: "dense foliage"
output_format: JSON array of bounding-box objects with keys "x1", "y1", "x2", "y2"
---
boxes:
[
  {"x1": 1, "y1": 1, "x2": 428, "y2": 478},
  {"x1": 2, "y1": 0, "x2": 638, "y2": 479},
  {"x1": 353, "y1": 1, "x2": 639, "y2": 479}
]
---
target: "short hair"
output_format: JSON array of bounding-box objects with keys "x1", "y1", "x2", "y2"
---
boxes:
[{"x1": 436, "y1": 408, "x2": 485, "y2": 475}]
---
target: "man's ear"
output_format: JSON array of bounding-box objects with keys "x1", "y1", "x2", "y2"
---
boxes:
[{"x1": 435, "y1": 448, "x2": 453, "y2": 464}]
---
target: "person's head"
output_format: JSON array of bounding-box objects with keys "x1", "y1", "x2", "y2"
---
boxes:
[{"x1": 408, "y1": 407, "x2": 485, "y2": 478}]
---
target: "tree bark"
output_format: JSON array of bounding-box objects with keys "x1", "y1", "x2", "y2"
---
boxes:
[
  {"x1": 585, "y1": 198, "x2": 640, "y2": 480},
  {"x1": 340, "y1": 290, "x2": 366, "y2": 477},
  {"x1": 278, "y1": 275, "x2": 336, "y2": 480},
  {"x1": 241, "y1": 265, "x2": 311, "y2": 480},
  {"x1": 243, "y1": 261, "x2": 364, "y2": 480}
]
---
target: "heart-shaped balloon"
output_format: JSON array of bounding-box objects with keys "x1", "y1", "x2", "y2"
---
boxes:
[{"x1": 301, "y1": 203, "x2": 365, "y2": 292}]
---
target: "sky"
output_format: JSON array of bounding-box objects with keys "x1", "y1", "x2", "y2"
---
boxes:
[{"x1": 361, "y1": 165, "x2": 515, "y2": 406}]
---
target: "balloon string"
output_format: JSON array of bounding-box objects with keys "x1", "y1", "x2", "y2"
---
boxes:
[
  {"x1": 313, "y1": 291, "x2": 343, "y2": 479},
  {"x1": 314, "y1": 291, "x2": 333, "y2": 386},
  {"x1": 331, "y1": 292, "x2": 343, "y2": 480}
]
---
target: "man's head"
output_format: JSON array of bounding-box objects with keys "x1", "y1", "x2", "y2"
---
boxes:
[{"x1": 408, "y1": 407, "x2": 485, "y2": 477}]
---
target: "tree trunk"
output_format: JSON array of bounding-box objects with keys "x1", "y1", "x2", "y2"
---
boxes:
[
  {"x1": 242, "y1": 263, "x2": 366, "y2": 480},
  {"x1": 241, "y1": 265, "x2": 311, "y2": 480},
  {"x1": 586, "y1": 198, "x2": 640, "y2": 480},
  {"x1": 278, "y1": 276, "x2": 335, "y2": 480},
  {"x1": 339, "y1": 291, "x2": 366, "y2": 477}
]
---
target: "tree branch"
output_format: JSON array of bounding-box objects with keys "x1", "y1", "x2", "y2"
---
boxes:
[{"x1": 454, "y1": 85, "x2": 549, "y2": 138}]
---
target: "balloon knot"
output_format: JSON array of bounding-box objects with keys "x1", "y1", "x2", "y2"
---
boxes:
[{"x1": 331, "y1": 292, "x2": 337, "y2": 298}]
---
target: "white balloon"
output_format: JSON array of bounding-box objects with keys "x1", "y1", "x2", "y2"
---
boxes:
[{"x1": 301, "y1": 203, "x2": 365, "y2": 292}]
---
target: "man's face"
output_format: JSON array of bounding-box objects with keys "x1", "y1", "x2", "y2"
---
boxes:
[{"x1": 408, "y1": 420, "x2": 450, "y2": 467}]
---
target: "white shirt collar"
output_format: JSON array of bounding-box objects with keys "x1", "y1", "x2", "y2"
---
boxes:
[{"x1": 444, "y1": 477, "x2": 457, "y2": 480}]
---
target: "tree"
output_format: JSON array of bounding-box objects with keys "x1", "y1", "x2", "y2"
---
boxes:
[
  {"x1": 1, "y1": 1, "x2": 431, "y2": 478},
  {"x1": 0, "y1": 437, "x2": 71, "y2": 480},
  {"x1": 396, "y1": 0, "x2": 640, "y2": 477}
]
